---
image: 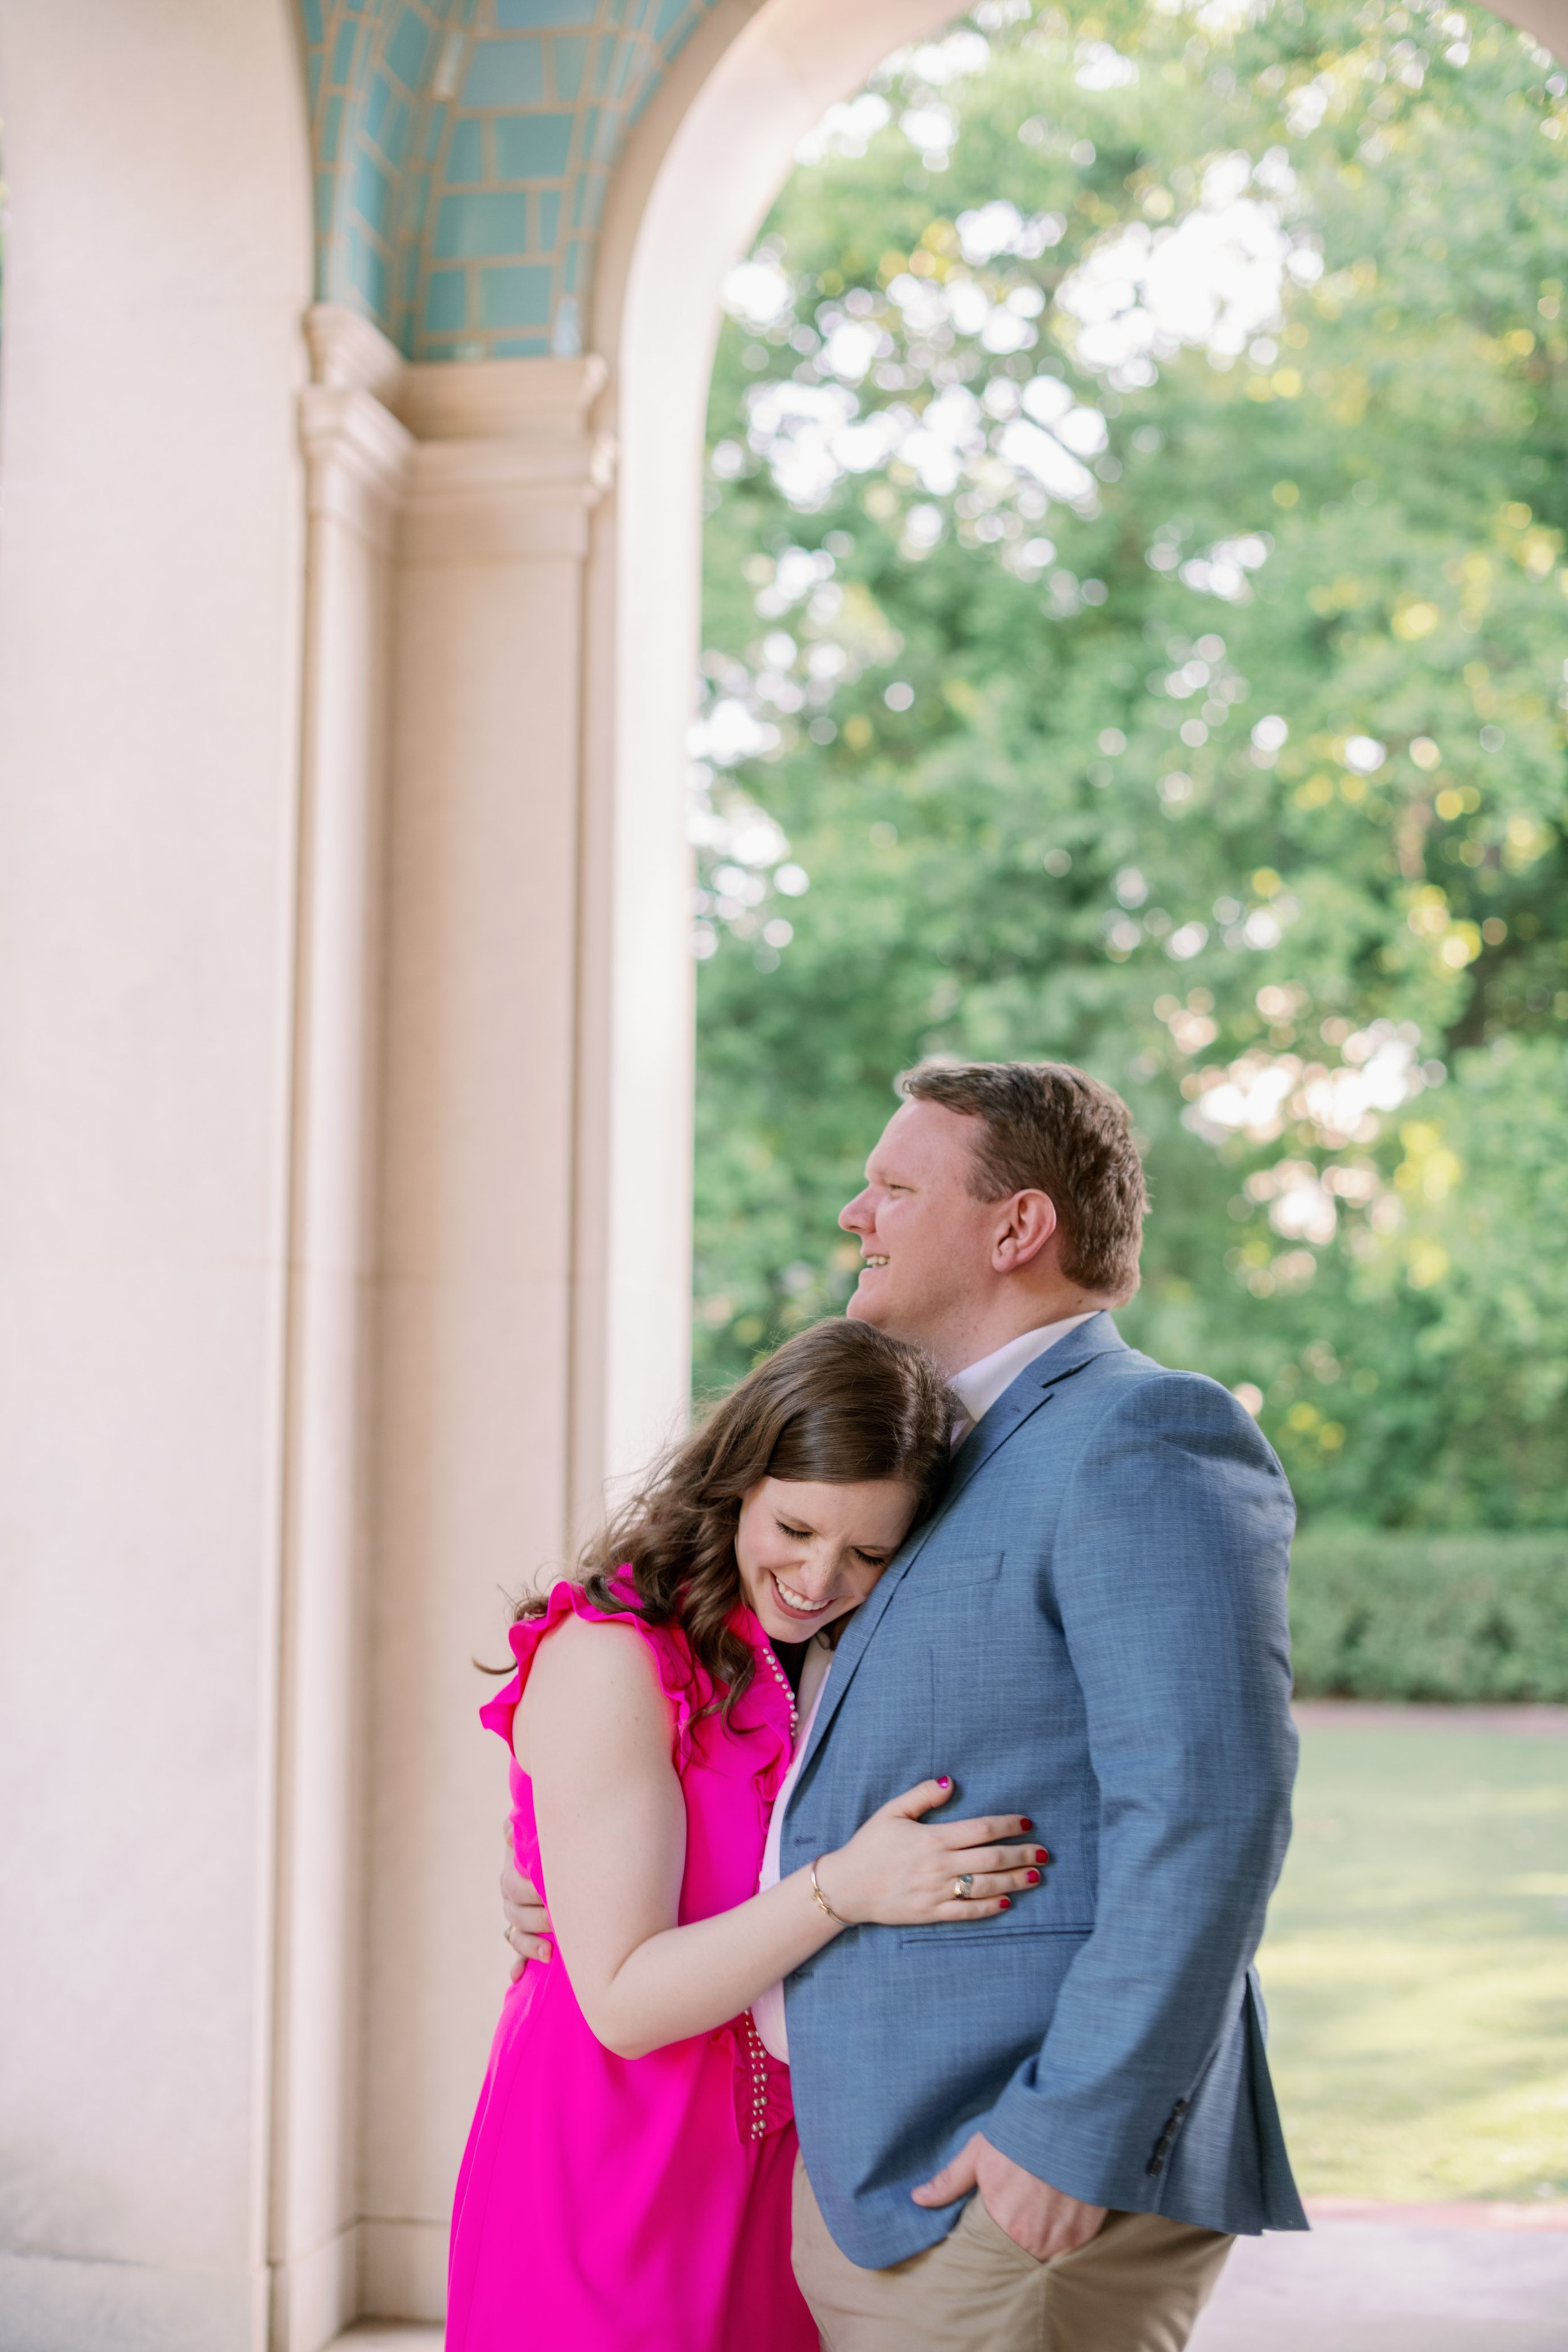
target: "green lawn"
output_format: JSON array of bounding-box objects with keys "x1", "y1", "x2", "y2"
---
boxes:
[{"x1": 1258, "y1": 1713, "x2": 1568, "y2": 2204}]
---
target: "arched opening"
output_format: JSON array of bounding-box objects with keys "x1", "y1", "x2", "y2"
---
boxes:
[
  {"x1": 680, "y1": 0, "x2": 1568, "y2": 2253},
  {"x1": 686, "y1": 0, "x2": 1568, "y2": 1498}
]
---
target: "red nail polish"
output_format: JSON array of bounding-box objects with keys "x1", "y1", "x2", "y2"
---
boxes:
[
  {"x1": 1036, "y1": 1850, "x2": 1050, "y2": 1864},
  {"x1": 1020, "y1": 1818, "x2": 1034, "y2": 1831},
  {"x1": 999, "y1": 1896, "x2": 1011, "y2": 1909},
  {"x1": 1025, "y1": 1868, "x2": 1041, "y2": 1884},
  {"x1": 937, "y1": 1776, "x2": 951, "y2": 1789}
]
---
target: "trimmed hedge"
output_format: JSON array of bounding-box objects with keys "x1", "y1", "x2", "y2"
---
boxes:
[{"x1": 1289, "y1": 1530, "x2": 1568, "y2": 1703}]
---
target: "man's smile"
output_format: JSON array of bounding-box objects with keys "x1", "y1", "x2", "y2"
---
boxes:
[{"x1": 861, "y1": 1254, "x2": 889, "y2": 1269}]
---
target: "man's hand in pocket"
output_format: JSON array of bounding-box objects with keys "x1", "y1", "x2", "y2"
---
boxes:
[{"x1": 912, "y1": 2132, "x2": 1106, "y2": 2261}]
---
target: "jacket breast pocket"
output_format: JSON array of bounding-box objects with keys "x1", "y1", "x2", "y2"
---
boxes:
[
  {"x1": 897, "y1": 1922, "x2": 1093, "y2": 1947},
  {"x1": 906, "y1": 1549, "x2": 1005, "y2": 1592}
]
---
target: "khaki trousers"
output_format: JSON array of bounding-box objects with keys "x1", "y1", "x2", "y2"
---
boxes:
[{"x1": 792, "y1": 2153, "x2": 1233, "y2": 2352}]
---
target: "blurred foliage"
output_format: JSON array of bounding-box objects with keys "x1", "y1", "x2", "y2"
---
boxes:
[
  {"x1": 692, "y1": 0, "x2": 1568, "y2": 1526},
  {"x1": 1290, "y1": 1529, "x2": 1568, "y2": 1695}
]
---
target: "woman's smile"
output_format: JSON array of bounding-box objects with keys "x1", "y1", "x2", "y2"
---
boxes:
[{"x1": 768, "y1": 1571, "x2": 838, "y2": 1623}]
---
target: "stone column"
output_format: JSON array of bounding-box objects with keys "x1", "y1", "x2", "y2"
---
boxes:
[
  {"x1": 0, "y1": 4, "x2": 311, "y2": 2348},
  {"x1": 268, "y1": 309, "x2": 411, "y2": 2352},
  {"x1": 358, "y1": 358, "x2": 613, "y2": 2319}
]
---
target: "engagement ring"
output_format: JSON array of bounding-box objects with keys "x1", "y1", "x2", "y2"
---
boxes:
[{"x1": 954, "y1": 1874, "x2": 975, "y2": 1899}]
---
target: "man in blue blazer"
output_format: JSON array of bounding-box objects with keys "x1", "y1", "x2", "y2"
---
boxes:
[
  {"x1": 779, "y1": 1059, "x2": 1303, "y2": 2349},
  {"x1": 502, "y1": 1057, "x2": 1302, "y2": 2347}
]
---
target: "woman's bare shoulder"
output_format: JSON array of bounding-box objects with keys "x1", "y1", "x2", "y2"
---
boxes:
[
  {"x1": 530, "y1": 1605, "x2": 666, "y2": 1683},
  {"x1": 514, "y1": 1606, "x2": 670, "y2": 1767}
]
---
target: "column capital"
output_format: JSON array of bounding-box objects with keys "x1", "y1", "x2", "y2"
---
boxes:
[
  {"x1": 299, "y1": 313, "x2": 617, "y2": 561},
  {"x1": 305, "y1": 302, "x2": 405, "y2": 403},
  {"x1": 300, "y1": 307, "x2": 415, "y2": 546},
  {"x1": 396, "y1": 356, "x2": 617, "y2": 566},
  {"x1": 396, "y1": 352, "x2": 608, "y2": 441},
  {"x1": 300, "y1": 386, "x2": 416, "y2": 516}
]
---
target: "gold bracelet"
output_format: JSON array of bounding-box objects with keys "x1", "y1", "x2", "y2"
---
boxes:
[{"x1": 810, "y1": 1855, "x2": 852, "y2": 1927}]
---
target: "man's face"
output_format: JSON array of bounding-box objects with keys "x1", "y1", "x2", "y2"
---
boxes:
[{"x1": 839, "y1": 1098, "x2": 1001, "y2": 1357}]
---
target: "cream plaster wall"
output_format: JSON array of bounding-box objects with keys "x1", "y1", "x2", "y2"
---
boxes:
[{"x1": 0, "y1": 3, "x2": 312, "y2": 2349}]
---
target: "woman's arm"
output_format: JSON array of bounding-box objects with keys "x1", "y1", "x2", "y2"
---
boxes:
[{"x1": 519, "y1": 1615, "x2": 1040, "y2": 2059}]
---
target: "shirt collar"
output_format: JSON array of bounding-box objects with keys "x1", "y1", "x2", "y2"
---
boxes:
[{"x1": 948, "y1": 1313, "x2": 1097, "y2": 1441}]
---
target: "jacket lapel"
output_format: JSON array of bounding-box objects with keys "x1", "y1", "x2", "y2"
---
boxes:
[
  {"x1": 791, "y1": 1313, "x2": 1127, "y2": 1786},
  {"x1": 944, "y1": 1311, "x2": 1126, "y2": 1507}
]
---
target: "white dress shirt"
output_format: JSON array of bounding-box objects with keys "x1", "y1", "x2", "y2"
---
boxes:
[
  {"x1": 947, "y1": 1311, "x2": 1096, "y2": 1447},
  {"x1": 748, "y1": 1313, "x2": 1093, "y2": 2062}
]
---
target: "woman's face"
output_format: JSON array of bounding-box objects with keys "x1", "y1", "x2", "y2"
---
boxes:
[{"x1": 734, "y1": 1475, "x2": 919, "y2": 1647}]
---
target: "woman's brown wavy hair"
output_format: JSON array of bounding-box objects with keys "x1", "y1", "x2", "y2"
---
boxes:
[{"x1": 519, "y1": 1319, "x2": 952, "y2": 1713}]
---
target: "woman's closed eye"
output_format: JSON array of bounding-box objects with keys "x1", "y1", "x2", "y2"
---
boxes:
[{"x1": 773, "y1": 1517, "x2": 891, "y2": 1568}]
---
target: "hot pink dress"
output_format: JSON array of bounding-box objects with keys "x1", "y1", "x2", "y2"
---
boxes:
[{"x1": 447, "y1": 1578, "x2": 818, "y2": 2351}]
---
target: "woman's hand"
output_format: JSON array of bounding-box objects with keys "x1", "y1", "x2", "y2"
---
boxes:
[
  {"x1": 501, "y1": 1825, "x2": 554, "y2": 1979},
  {"x1": 814, "y1": 1781, "x2": 1046, "y2": 1927}
]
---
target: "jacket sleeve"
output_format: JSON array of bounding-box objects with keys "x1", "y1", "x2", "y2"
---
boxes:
[{"x1": 980, "y1": 1370, "x2": 1298, "y2": 2208}]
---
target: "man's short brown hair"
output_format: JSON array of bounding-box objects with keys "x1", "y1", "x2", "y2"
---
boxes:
[{"x1": 899, "y1": 1059, "x2": 1147, "y2": 1300}]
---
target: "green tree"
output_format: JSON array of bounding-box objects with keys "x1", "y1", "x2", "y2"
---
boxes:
[{"x1": 692, "y1": 0, "x2": 1568, "y2": 1527}]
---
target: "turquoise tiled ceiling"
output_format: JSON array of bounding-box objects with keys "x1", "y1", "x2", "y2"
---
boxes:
[{"x1": 298, "y1": 0, "x2": 716, "y2": 361}]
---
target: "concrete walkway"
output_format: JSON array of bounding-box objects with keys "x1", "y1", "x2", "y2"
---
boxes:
[
  {"x1": 1291, "y1": 1698, "x2": 1568, "y2": 1737},
  {"x1": 1192, "y1": 2205, "x2": 1568, "y2": 2352},
  {"x1": 333, "y1": 2206, "x2": 1568, "y2": 2351}
]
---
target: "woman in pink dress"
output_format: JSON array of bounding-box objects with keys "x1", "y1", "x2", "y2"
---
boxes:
[{"x1": 447, "y1": 1320, "x2": 1040, "y2": 2351}]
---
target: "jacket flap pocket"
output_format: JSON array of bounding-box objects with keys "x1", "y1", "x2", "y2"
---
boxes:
[
  {"x1": 896, "y1": 1921, "x2": 1093, "y2": 1947},
  {"x1": 909, "y1": 1549, "x2": 1004, "y2": 1590}
]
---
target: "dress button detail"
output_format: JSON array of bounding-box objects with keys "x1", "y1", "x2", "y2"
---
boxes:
[
  {"x1": 741, "y1": 2011, "x2": 770, "y2": 2141},
  {"x1": 758, "y1": 1641, "x2": 798, "y2": 1737}
]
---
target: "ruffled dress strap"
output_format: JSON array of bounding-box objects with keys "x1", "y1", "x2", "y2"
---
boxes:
[{"x1": 480, "y1": 1574, "x2": 711, "y2": 1770}]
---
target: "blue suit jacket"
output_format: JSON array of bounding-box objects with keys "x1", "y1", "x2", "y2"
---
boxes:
[{"x1": 778, "y1": 1313, "x2": 1306, "y2": 2264}]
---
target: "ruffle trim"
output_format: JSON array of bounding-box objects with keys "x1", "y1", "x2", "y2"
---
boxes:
[
  {"x1": 479, "y1": 1577, "x2": 795, "y2": 1800},
  {"x1": 479, "y1": 1575, "x2": 711, "y2": 1771},
  {"x1": 479, "y1": 1581, "x2": 799, "y2": 1797}
]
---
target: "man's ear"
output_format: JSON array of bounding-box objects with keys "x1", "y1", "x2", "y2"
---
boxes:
[{"x1": 992, "y1": 1190, "x2": 1057, "y2": 1273}]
